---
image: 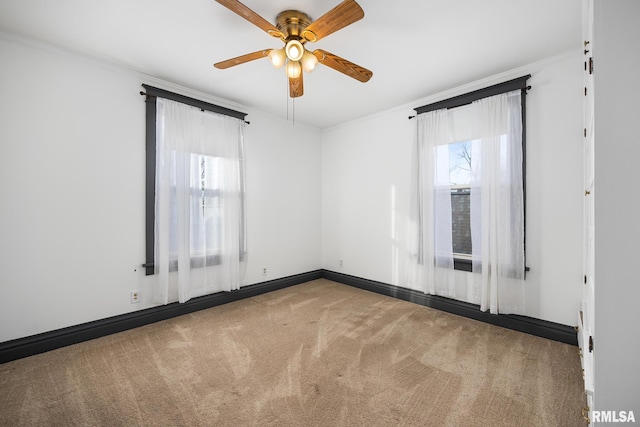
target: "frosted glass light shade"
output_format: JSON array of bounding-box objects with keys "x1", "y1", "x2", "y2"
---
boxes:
[
  {"x1": 285, "y1": 40, "x2": 304, "y2": 62},
  {"x1": 268, "y1": 49, "x2": 286, "y2": 68},
  {"x1": 286, "y1": 61, "x2": 302, "y2": 78},
  {"x1": 301, "y1": 51, "x2": 318, "y2": 72}
]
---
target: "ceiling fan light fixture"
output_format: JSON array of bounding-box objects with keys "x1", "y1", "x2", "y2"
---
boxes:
[
  {"x1": 301, "y1": 50, "x2": 318, "y2": 72},
  {"x1": 285, "y1": 60, "x2": 302, "y2": 79},
  {"x1": 213, "y1": 0, "x2": 373, "y2": 99},
  {"x1": 268, "y1": 48, "x2": 286, "y2": 68},
  {"x1": 285, "y1": 39, "x2": 304, "y2": 62}
]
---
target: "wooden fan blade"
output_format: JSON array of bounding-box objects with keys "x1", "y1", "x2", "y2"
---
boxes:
[
  {"x1": 301, "y1": 0, "x2": 364, "y2": 43},
  {"x1": 313, "y1": 49, "x2": 372, "y2": 82},
  {"x1": 214, "y1": 49, "x2": 270, "y2": 69},
  {"x1": 289, "y1": 73, "x2": 303, "y2": 98},
  {"x1": 215, "y1": 0, "x2": 284, "y2": 39}
]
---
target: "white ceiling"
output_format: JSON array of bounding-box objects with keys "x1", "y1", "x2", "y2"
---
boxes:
[{"x1": 0, "y1": 0, "x2": 581, "y2": 128}]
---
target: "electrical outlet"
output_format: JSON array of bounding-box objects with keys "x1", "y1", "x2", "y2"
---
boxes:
[
  {"x1": 131, "y1": 290, "x2": 140, "y2": 304},
  {"x1": 262, "y1": 266, "x2": 268, "y2": 276},
  {"x1": 339, "y1": 259, "x2": 344, "y2": 268}
]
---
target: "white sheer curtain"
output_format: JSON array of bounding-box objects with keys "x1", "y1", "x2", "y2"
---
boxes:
[
  {"x1": 470, "y1": 90, "x2": 525, "y2": 314},
  {"x1": 408, "y1": 109, "x2": 456, "y2": 297},
  {"x1": 154, "y1": 97, "x2": 246, "y2": 304}
]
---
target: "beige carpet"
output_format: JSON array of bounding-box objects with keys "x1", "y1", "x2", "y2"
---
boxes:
[{"x1": 0, "y1": 279, "x2": 586, "y2": 426}]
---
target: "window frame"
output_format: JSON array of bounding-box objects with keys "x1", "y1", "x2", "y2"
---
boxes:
[
  {"x1": 142, "y1": 85, "x2": 248, "y2": 276},
  {"x1": 413, "y1": 75, "x2": 530, "y2": 273}
]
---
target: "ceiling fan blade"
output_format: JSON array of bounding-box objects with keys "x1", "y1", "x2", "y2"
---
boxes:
[
  {"x1": 215, "y1": 0, "x2": 285, "y2": 39},
  {"x1": 313, "y1": 49, "x2": 372, "y2": 83},
  {"x1": 289, "y1": 73, "x2": 303, "y2": 98},
  {"x1": 214, "y1": 49, "x2": 271, "y2": 69},
  {"x1": 301, "y1": 0, "x2": 364, "y2": 43}
]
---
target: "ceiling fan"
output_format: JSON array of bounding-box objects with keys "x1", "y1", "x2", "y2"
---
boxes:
[{"x1": 213, "y1": 0, "x2": 373, "y2": 98}]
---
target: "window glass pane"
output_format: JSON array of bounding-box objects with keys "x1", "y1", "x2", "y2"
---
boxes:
[
  {"x1": 168, "y1": 153, "x2": 223, "y2": 261},
  {"x1": 193, "y1": 153, "x2": 222, "y2": 257},
  {"x1": 449, "y1": 140, "x2": 472, "y2": 186},
  {"x1": 449, "y1": 141, "x2": 472, "y2": 256},
  {"x1": 190, "y1": 190, "x2": 206, "y2": 255},
  {"x1": 202, "y1": 156, "x2": 222, "y2": 190}
]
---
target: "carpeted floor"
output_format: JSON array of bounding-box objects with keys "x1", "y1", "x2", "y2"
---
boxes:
[{"x1": 0, "y1": 279, "x2": 586, "y2": 426}]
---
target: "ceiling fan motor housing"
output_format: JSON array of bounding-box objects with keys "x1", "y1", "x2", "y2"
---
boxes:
[{"x1": 276, "y1": 10, "x2": 314, "y2": 42}]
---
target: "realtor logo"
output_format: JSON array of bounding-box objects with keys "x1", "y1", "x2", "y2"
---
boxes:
[{"x1": 592, "y1": 411, "x2": 636, "y2": 423}]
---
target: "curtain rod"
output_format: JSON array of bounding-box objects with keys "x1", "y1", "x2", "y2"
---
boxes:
[
  {"x1": 409, "y1": 76, "x2": 532, "y2": 120},
  {"x1": 140, "y1": 86, "x2": 250, "y2": 124}
]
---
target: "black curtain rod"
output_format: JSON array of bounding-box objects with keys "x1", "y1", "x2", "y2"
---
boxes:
[
  {"x1": 409, "y1": 76, "x2": 532, "y2": 119},
  {"x1": 140, "y1": 85, "x2": 249, "y2": 124}
]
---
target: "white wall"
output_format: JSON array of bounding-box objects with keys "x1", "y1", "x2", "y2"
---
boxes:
[
  {"x1": 243, "y1": 111, "x2": 322, "y2": 285},
  {"x1": 322, "y1": 51, "x2": 583, "y2": 326},
  {"x1": 593, "y1": 0, "x2": 640, "y2": 414},
  {"x1": 0, "y1": 35, "x2": 322, "y2": 343}
]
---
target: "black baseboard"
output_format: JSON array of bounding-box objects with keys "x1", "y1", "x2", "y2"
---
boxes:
[
  {"x1": 321, "y1": 270, "x2": 578, "y2": 346},
  {"x1": 0, "y1": 270, "x2": 322, "y2": 364},
  {"x1": 0, "y1": 268, "x2": 577, "y2": 364}
]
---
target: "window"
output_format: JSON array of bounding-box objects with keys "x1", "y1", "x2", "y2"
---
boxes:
[
  {"x1": 411, "y1": 76, "x2": 529, "y2": 314},
  {"x1": 143, "y1": 85, "x2": 247, "y2": 276},
  {"x1": 142, "y1": 85, "x2": 248, "y2": 304}
]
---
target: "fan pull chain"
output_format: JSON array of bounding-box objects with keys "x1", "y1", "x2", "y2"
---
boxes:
[
  {"x1": 286, "y1": 72, "x2": 290, "y2": 122},
  {"x1": 284, "y1": 72, "x2": 295, "y2": 126}
]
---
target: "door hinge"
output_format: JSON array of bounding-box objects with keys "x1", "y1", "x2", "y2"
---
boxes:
[
  {"x1": 584, "y1": 128, "x2": 587, "y2": 138},
  {"x1": 584, "y1": 274, "x2": 587, "y2": 284},
  {"x1": 583, "y1": 406, "x2": 591, "y2": 424},
  {"x1": 589, "y1": 57, "x2": 594, "y2": 74},
  {"x1": 589, "y1": 335, "x2": 594, "y2": 352}
]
